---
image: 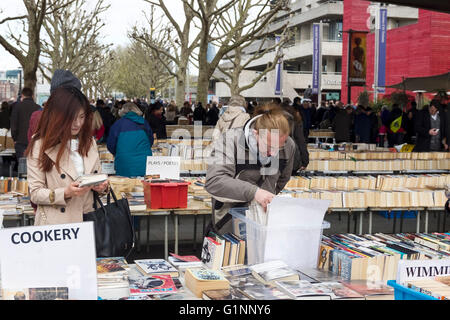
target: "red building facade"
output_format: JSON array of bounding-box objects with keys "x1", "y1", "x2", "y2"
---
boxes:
[{"x1": 341, "y1": 0, "x2": 450, "y2": 104}]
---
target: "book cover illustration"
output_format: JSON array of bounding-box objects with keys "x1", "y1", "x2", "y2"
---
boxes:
[
  {"x1": 119, "y1": 295, "x2": 153, "y2": 300},
  {"x1": 315, "y1": 282, "x2": 365, "y2": 299},
  {"x1": 201, "y1": 237, "x2": 222, "y2": 269},
  {"x1": 169, "y1": 253, "x2": 201, "y2": 262},
  {"x1": 190, "y1": 268, "x2": 226, "y2": 281},
  {"x1": 129, "y1": 274, "x2": 177, "y2": 295},
  {"x1": 340, "y1": 280, "x2": 394, "y2": 296},
  {"x1": 250, "y1": 260, "x2": 298, "y2": 283},
  {"x1": 135, "y1": 259, "x2": 178, "y2": 275},
  {"x1": 152, "y1": 292, "x2": 201, "y2": 300},
  {"x1": 238, "y1": 285, "x2": 291, "y2": 300},
  {"x1": 203, "y1": 288, "x2": 250, "y2": 300},
  {"x1": 222, "y1": 265, "x2": 252, "y2": 277},
  {"x1": 226, "y1": 274, "x2": 262, "y2": 288},
  {"x1": 96, "y1": 257, "x2": 128, "y2": 273},
  {"x1": 2, "y1": 287, "x2": 69, "y2": 300},
  {"x1": 259, "y1": 267, "x2": 297, "y2": 282},
  {"x1": 276, "y1": 280, "x2": 333, "y2": 298}
]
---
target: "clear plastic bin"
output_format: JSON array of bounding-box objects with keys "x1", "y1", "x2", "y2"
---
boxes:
[{"x1": 229, "y1": 207, "x2": 330, "y2": 271}]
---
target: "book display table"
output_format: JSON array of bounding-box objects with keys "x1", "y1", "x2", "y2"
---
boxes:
[{"x1": 172, "y1": 199, "x2": 212, "y2": 255}]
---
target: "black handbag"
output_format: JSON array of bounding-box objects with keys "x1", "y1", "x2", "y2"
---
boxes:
[{"x1": 83, "y1": 189, "x2": 135, "y2": 258}]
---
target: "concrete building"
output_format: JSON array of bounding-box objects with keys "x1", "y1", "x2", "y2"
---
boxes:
[{"x1": 214, "y1": 0, "x2": 425, "y2": 103}]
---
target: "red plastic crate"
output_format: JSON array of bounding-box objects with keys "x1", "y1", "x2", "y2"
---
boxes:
[{"x1": 143, "y1": 179, "x2": 190, "y2": 209}]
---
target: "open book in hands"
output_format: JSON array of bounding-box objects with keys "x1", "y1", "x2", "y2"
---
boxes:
[{"x1": 77, "y1": 174, "x2": 108, "y2": 188}]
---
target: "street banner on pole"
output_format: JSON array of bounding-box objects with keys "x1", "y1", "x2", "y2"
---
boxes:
[
  {"x1": 274, "y1": 36, "x2": 282, "y2": 96},
  {"x1": 348, "y1": 32, "x2": 367, "y2": 85},
  {"x1": 376, "y1": 8, "x2": 387, "y2": 93},
  {"x1": 312, "y1": 23, "x2": 321, "y2": 95}
]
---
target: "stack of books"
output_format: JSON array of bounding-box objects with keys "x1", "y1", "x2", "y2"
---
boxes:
[
  {"x1": 318, "y1": 233, "x2": 450, "y2": 282},
  {"x1": 406, "y1": 276, "x2": 450, "y2": 300},
  {"x1": 201, "y1": 232, "x2": 246, "y2": 270},
  {"x1": 128, "y1": 259, "x2": 180, "y2": 297},
  {"x1": 168, "y1": 253, "x2": 203, "y2": 274},
  {"x1": 96, "y1": 257, "x2": 130, "y2": 300},
  {"x1": 184, "y1": 268, "x2": 230, "y2": 298}
]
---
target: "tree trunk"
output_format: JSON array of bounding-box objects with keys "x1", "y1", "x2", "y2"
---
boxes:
[
  {"x1": 23, "y1": 66, "x2": 37, "y2": 95},
  {"x1": 197, "y1": 69, "x2": 210, "y2": 107},
  {"x1": 196, "y1": 34, "x2": 210, "y2": 106},
  {"x1": 230, "y1": 50, "x2": 242, "y2": 98},
  {"x1": 175, "y1": 66, "x2": 186, "y2": 108}
]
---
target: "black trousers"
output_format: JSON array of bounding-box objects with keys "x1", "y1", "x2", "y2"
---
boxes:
[{"x1": 14, "y1": 143, "x2": 28, "y2": 160}]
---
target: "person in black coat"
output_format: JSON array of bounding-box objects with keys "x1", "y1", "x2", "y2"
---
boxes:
[
  {"x1": 97, "y1": 99, "x2": 115, "y2": 141},
  {"x1": 145, "y1": 102, "x2": 167, "y2": 139},
  {"x1": 193, "y1": 102, "x2": 206, "y2": 124},
  {"x1": 332, "y1": 105, "x2": 353, "y2": 143},
  {"x1": 0, "y1": 101, "x2": 10, "y2": 129},
  {"x1": 282, "y1": 105, "x2": 309, "y2": 174},
  {"x1": 205, "y1": 102, "x2": 220, "y2": 126},
  {"x1": 353, "y1": 105, "x2": 372, "y2": 143},
  {"x1": 413, "y1": 102, "x2": 447, "y2": 152},
  {"x1": 10, "y1": 87, "x2": 40, "y2": 159},
  {"x1": 405, "y1": 101, "x2": 418, "y2": 144}
]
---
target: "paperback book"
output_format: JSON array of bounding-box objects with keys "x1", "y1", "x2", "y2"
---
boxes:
[
  {"x1": 250, "y1": 260, "x2": 300, "y2": 285},
  {"x1": 135, "y1": 259, "x2": 179, "y2": 278},
  {"x1": 128, "y1": 273, "x2": 177, "y2": 296},
  {"x1": 184, "y1": 268, "x2": 230, "y2": 298},
  {"x1": 202, "y1": 288, "x2": 250, "y2": 300},
  {"x1": 77, "y1": 173, "x2": 108, "y2": 187},
  {"x1": 275, "y1": 280, "x2": 332, "y2": 300}
]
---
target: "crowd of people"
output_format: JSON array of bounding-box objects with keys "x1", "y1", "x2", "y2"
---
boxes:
[
  {"x1": 0, "y1": 67, "x2": 449, "y2": 229},
  {"x1": 279, "y1": 97, "x2": 450, "y2": 152}
]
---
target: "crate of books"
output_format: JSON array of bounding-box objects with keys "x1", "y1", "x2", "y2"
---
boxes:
[
  {"x1": 387, "y1": 280, "x2": 438, "y2": 300},
  {"x1": 228, "y1": 198, "x2": 331, "y2": 271}
]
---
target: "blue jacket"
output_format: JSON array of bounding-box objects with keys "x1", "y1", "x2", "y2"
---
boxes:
[{"x1": 107, "y1": 112, "x2": 154, "y2": 177}]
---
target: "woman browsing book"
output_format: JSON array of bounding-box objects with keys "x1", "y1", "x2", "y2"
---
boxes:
[
  {"x1": 26, "y1": 86, "x2": 109, "y2": 226},
  {"x1": 205, "y1": 103, "x2": 296, "y2": 234}
]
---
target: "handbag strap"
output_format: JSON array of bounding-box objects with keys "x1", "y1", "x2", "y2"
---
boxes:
[{"x1": 92, "y1": 191, "x2": 107, "y2": 215}]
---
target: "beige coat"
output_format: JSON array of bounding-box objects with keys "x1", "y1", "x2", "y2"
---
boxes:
[
  {"x1": 27, "y1": 138, "x2": 101, "y2": 226},
  {"x1": 211, "y1": 106, "x2": 250, "y2": 142}
]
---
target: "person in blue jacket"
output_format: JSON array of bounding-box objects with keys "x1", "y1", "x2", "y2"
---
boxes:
[{"x1": 107, "y1": 102, "x2": 154, "y2": 177}]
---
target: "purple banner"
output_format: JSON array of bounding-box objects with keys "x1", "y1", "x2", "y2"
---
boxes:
[
  {"x1": 377, "y1": 8, "x2": 387, "y2": 93},
  {"x1": 275, "y1": 36, "x2": 282, "y2": 96},
  {"x1": 312, "y1": 24, "x2": 321, "y2": 94}
]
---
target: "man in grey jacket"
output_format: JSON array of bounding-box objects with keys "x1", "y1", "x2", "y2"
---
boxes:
[{"x1": 205, "y1": 107, "x2": 296, "y2": 234}]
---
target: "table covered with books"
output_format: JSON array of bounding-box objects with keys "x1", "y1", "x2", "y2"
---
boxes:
[{"x1": 93, "y1": 224, "x2": 450, "y2": 301}]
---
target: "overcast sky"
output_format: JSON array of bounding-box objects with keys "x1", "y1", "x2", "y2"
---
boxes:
[{"x1": 0, "y1": 0, "x2": 187, "y2": 71}]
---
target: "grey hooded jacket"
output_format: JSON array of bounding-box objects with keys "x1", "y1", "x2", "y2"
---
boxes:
[{"x1": 205, "y1": 118, "x2": 296, "y2": 231}]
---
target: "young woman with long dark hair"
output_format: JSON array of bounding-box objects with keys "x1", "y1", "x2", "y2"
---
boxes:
[{"x1": 26, "y1": 86, "x2": 109, "y2": 226}]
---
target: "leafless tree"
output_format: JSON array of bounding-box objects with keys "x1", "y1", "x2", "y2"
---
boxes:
[
  {"x1": 130, "y1": 0, "x2": 201, "y2": 109},
  {"x1": 106, "y1": 40, "x2": 173, "y2": 99},
  {"x1": 214, "y1": 7, "x2": 291, "y2": 100},
  {"x1": 185, "y1": 0, "x2": 290, "y2": 105},
  {"x1": 0, "y1": 0, "x2": 76, "y2": 92},
  {"x1": 40, "y1": 0, "x2": 112, "y2": 91}
]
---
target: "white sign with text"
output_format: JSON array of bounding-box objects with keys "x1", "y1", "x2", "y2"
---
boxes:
[
  {"x1": 146, "y1": 156, "x2": 181, "y2": 179},
  {"x1": 397, "y1": 259, "x2": 450, "y2": 285},
  {"x1": 0, "y1": 222, "x2": 98, "y2": 300}
]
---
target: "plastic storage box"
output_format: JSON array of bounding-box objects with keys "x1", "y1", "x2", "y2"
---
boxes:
[
  {"x1": 229, "y1": 207, "x2": 330, "y2": 271},
  {"x1": 143, "y1": 179, "x2": 189, "y2": 209},
  {"x1": 387, "y1": 280, "x2": 438, "y2": 300}
]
